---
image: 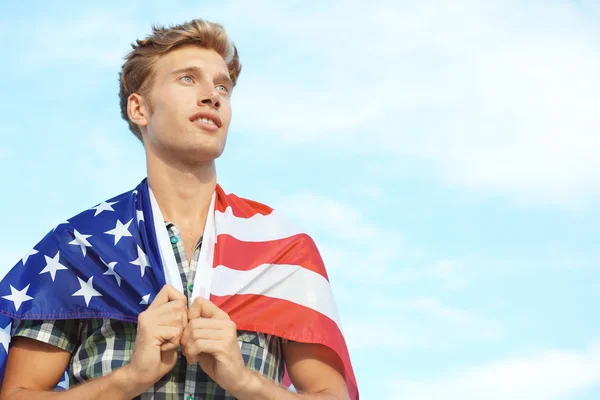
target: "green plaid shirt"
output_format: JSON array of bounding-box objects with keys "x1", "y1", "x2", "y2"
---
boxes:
[{"x1": 12, "y1": 222, "x2": 286, "y2": 399}]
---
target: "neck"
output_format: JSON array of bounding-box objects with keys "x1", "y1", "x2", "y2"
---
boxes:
[{"x1": 145, "y1": 149, "x2": 216, "y2": 230}]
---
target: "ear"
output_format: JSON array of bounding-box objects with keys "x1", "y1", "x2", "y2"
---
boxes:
[{"x1": 127, "y1": 93, "x2": 150, "y2": 130}]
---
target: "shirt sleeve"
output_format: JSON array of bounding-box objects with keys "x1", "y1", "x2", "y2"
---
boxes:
[{"x1": 11, "y1": 319, "x2": 80, "y2": 353}]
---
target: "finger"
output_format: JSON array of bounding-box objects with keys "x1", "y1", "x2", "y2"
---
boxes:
[
  {"x1": 153, "y1": 301, "x2": 188, "y2": 325},
  {"x1": 142, "y1": 301, "x2": 188, "y2": 331},
  {"x1": 185, "y1": 339, "x2": 222, "y2": 358},
  {"x1": 188, "y1": 297, "x2": 229, "y2": 320},
  {"x1": 160, "y1": 341, "x2": 178, "y2": 351},
  {"x1": 180, "y1": 322, "x2": 226, "y2": 347},
  {"x1": 155, "y1": 311, "x2": 188, "y2": 330},
  {"x1": 161, "y1": 340, "x2": 180, "y2": 352},
  {"x1": 187, "y1": 317, "x2": 234, "y2": 332},
  {"x1": 149, "y1": 284, "x2": 187, "y2": 308},
  {"x1": 187, "y1": 328, "x2": 224, "y2": 342},
  {"x1": 155, "y1": 325, "x2": 184, "y2": 348},
  {"x1": 158, "y1": 325, "x2": 184, "y2": 343},
  {"x1": 180, "y1": 330, "x2": 222, "y2": 359}
]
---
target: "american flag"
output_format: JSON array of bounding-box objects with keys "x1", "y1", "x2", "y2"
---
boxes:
[{"x1": 0, "y1": 179, "x2": 358, "y2": 398}]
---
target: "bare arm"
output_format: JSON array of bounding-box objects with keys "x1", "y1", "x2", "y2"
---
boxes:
[
  {"x1": 231, "y1": 341, "x2": 350, "y2": 400},
  {"x1": 180, "y1": 297, "x2": 350, "y2": 400},
  {"x1": 0, "y1": 337, "x2": 135, "y2": 400},
  {"x1": 1, "y1": 285, "x2": 188, "y2": 400}
]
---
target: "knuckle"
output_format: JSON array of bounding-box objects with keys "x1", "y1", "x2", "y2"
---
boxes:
[
  {"x1": 174, "y1": 326, "x2": 183, "y2": 338},
  {"x1": 137, "y1": 312, "x2": 148, "y2": 325},
  {"x1": 226, "y1": 320, "x2": 237, "y2": 334},
  {"x1": 191, "y1": 329, "x2": 201, "y2": 340},
  {"x1": 192, "y1": 297, "x2": 204, "y2": 306}
]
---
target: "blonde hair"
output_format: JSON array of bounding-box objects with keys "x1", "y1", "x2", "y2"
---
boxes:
[{"x1": 119, "y1": 19, "x2": 242, "y2": 141}]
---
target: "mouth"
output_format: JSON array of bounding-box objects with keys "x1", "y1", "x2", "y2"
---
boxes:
[{"x1": 190, "y1": 111, "x2": 222, "y2": 131}]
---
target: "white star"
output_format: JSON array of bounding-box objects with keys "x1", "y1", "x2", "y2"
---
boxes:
[
  {"x1": 136, "y1": 209, "x2": 144, "y2": 225},
  {"x1": 105, "y1": 219, "x2": 133, "y2": 245},
  {"x1": 130, "y1": 245, "x2": 150, "y2": 277},
  {"x1": 69, "y1": 230, "x2": 93, "y2": 257},
  {"x1": 2, "y1": 284, "x2": 34, "y2": 311},
  {"x1": 72, "y1": 276, "x2": 102, "y2": 306},
  {"x1": 139, "y1": 294, "x2": 151, "y2": 305},
  {"x1": 39, "y1": 251, "x2": 68, "y2": 281},
  {"x1": 53, "y1": 221, "x2": 69, "y2": 231},
  {"x1": 57, "y1": 371, "x2": 69, "y2": 390},
  {"x1": 90, "y1": 201, "x2": 118, "y2": 217},
  {"x1": 21, "y1": 249, "x2": 39, "y2": 265},
  {"x1": 101, "y1": 258, "x2": 121, "y2": 286},
  {"x1": 0, "y1": 322, "x2": 11, "y2": 353}
]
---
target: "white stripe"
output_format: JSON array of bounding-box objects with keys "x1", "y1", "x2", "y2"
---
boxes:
[
  {"x1": 190, "y1": 192, "x2": 216, "y2": 302},
  {"x1": 210, "y1": 264, "x2": 342, "y2": 329},
  {"x1": 149, "y1": 188, "x2": 184, "y2": 294},
  {"x1": 215, "y1": 207, "x2": 304, "y2": 242}
]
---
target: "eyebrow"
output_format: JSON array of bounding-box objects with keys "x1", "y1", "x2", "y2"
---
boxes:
[{"x1": 170, "y1": 66, "x2": 234, "y2": 88}]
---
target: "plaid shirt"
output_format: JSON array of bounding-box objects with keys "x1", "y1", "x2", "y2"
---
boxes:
[{"x1": 12, "y1": 222, "x2": 286, "y2": 399}]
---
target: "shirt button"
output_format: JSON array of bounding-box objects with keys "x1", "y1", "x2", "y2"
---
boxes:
[
  {"x1": 188, "y1": 284, "x2": 194, "y2": 292},
  {"x1": 170, "y1": 236, "x2": 179, "y2": 244}
]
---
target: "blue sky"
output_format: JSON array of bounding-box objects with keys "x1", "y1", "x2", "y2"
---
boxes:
[{"x1": 1, "y1": 1, "x2": 600, "y2": 399}]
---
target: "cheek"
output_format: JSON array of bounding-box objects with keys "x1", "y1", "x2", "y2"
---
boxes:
[{"x1": 221, "y1": 103, "x2": 233, "y2": 126}]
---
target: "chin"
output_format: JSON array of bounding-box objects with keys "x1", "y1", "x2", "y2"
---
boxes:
[{"x1": 175, "y1": 145, "x2": 225, "y2": 165}]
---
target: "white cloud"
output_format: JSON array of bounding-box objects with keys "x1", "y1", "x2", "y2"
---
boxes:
[
  {"x1": 409, "y1": 296, "x2": 504, "y2": 341},
  {"x1": 340, "y1": 294, "x2": 504, "y2": 353},
  {"x1": 269, "y1": 190, "x2": 412, "y2": 285},
  {"x1": 343, "y1": 317, "x2": 429, "y2": 351},
  {"x1": 431, "y1": 259, "x2": 467, "y2": 290},
  {"x1": 272, "y1": 191, "x2": 391, "y2": 242},
  {"x1": 225, "y1": 0, "x2": 600, "y2": 210},
  {"x1": 388, "y1": 341, "x2": 600, "y2": 400},
  {"x1": 6, "y1": 2, "x2": 598, "y2": 208},
  {"x1": 8, "y1": 10, "x2": 146, "y2": 69}
]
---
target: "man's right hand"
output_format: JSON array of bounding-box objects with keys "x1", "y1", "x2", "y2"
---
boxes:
[{"x1": 121, "y1": 284, "x2": 188, "y2": 397}]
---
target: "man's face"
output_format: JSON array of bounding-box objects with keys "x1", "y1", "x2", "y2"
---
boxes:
[{"x1": 139, "y1": 45, "x2": 233, "y2": 165}]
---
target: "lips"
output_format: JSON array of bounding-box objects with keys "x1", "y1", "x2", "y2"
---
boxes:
[{"x1": 189, "y1": 111, "x2": 222, "y2": 128}]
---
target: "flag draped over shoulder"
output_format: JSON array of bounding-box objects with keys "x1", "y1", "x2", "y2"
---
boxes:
[{"x1": 0, "y1": 179, "x2": 358, "y2": 399}]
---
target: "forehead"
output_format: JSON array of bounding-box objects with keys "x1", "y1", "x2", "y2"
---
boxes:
[{"x1": 154, "y1": 45, "x2": 230, "y2": 77}]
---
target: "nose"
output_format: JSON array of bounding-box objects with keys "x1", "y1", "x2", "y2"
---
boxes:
[{"x1": 199, "y1": 86, "x2": 221, "y2": 110}]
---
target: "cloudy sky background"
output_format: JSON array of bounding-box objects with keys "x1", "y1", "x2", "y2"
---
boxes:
[{"x1": 1, "y1": 1, "x2": 599, "y2": 399}]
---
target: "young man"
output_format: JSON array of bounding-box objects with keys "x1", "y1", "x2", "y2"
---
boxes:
[{"x1": 0, "y1": 19, "x2": 357, "y2": 400}]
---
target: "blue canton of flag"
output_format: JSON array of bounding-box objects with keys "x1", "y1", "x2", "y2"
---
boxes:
[{"x1": 0, "y1": 179, "x2": 167, "y2": 388}]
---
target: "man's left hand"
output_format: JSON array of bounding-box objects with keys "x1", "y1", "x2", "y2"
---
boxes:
[{"x1": 181, "y1": 297, "x2": 248, "y2": 393}]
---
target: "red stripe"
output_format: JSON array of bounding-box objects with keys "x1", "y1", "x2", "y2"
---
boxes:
[
  {"x1": 212, "y1": 293, "x2": 359, "y2": 400},
  {"x1": 213, "y1": 233, "x2": 330, "y2": 281},
  {"x1": 215, "y1": 185, "x2": 274, "y2": 217}
]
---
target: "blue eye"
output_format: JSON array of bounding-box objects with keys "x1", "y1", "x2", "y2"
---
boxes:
[
  {"x1": 216, "y1": 84, "x2": 229, "y2": 93},
  {"x1": 180, "y1": 75, "x2": 193, "y2": 83}
]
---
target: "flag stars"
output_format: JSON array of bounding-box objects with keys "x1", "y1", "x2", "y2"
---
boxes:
[
  {"x1": 130, "y1": 246, "x2": 150, "y2": 277},
  {"x1": 2, "y1": 284, "x2": 34, "y2": 311},
  {"x1": 21, "y1": 249, "x2": 39, "y2": 265},
  {"x1": 69, "y1": 230, "x2": 93, "y2": 257},
  {"x1": 40, "y1": 251, "x2": 68, "y2": 281},
  {"x1": 105, "y1": 219, "x2": 133, "y2": 245},
  {"x1": 72, "y1": 277, "x2": 102, "y2": 306},
  {"x1": 0, "y1": 322, "x2": 11, "y2": 353},
  {"x1": 139, "y1": 294, "x2": 151, "y2": 305},
  {"x1": 91, "y1": 201, "x2": 118, "y2": 217},
  {"x1": 101, "y1": 258, "x2": 121, "y2": 287}
]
